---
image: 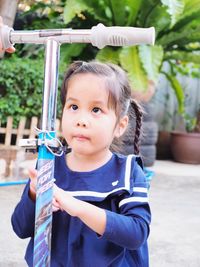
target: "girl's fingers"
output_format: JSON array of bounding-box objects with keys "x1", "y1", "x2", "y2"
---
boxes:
[
  {"x1": 27, "y1": 169, "x2": 37, "y2": 201},
  {"x1": 52, "y1": 206, "x2": 60, "y2": 212},
  {"x1": 52, "y1": 198, "x2": 60, "y2": 208},
  {"x1": 28, "y1": 169, "x2": 37, "y2": 193},
  {"x1": 28, "y1": 169, "x2": 37, "y2": 180},
  {"x1": 52, "y1": 198, "x2": 62, "y2": 212},
  {"x1": 53, "y1": 183, "x2": 61, "y2": 196},
  {"x1": 6, "y1": 46, "x2": 15, "y2": 53}
]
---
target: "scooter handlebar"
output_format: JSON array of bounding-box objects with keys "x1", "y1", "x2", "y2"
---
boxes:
[
  {"x1": 0, "y1": 25, "x2": 13, "y2": 50},
  {"x1": 91, "y1": 23, "x2": 155, "y2": 48},
  {"x1": 0, "y1": 23, "x2": 155, "y2": 50}
]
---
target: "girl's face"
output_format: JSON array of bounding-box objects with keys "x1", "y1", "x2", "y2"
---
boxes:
[{"x1": 61, "y1": 73, "x2": 127, "y2": 158}]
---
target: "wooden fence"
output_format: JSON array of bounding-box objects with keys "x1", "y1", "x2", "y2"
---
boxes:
[
  {"x1": 0, "y1": 116, "x2": 61, "y2": 148},
  {"x1": 0, "y1": 117, "x2": 61, "y2": 177}
]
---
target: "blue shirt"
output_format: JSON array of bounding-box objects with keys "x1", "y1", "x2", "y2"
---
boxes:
[{"x1": 11, "y1": 153, "x2": 151, "y2": 266}]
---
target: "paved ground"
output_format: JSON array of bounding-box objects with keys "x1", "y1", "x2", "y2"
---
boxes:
[
  {"x1": 149, "y1": 161, "x2": 200, "y2": 267},
  {"x1": 0, "y1": 160, "x2": 200, "y2": 266},
  {"x1": 0, "y1": 185, "x2": 27, "y2": 267}
]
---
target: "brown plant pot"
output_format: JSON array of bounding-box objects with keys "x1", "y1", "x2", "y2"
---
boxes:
[
  {"x1": 170, "y1": 132, "x2": 200, "y2": 164},
  {"x1": 156, "y1": 131, "x2": 173, "y2": 160}
]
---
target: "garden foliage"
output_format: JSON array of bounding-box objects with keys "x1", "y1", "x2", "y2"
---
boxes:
[{"x1": 1, "y1": 0, "x2": 200, "y2": 128}]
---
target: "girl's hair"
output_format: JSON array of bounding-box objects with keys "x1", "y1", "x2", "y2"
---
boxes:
[{"x1": 60, "y1": 60, "x2": 143, "y2": 155}]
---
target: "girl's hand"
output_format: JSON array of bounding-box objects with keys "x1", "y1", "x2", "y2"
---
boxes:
[
  {"x1": 0, "y1": 16, "x2": 15, "y2": 53},
  {"x1": 53, "y1": 184, "x2": 106, "y2": 235},
  {"x1": 28, "y1": 169, "x2": 61, "y2": 212},
  {"x1": 28, "y1": 169, "x2": 37, "y2": 201},
  {"x1": 52, "y1": 197, "x2": 61, "y2": 212},
  {"x1": 53, "y1": 184, "x2": 81, "y2": 217}
]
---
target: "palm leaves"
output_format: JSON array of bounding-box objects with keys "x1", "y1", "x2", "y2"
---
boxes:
[
  {"x1": 63, "y1": 0, "x2": 200, "y2": 111},
  {"x1": 161, "y1": 0, "x2": 185, "y2": 27}
]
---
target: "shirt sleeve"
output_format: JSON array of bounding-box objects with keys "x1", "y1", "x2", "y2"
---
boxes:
[
  {"x1": 11, "y1": 180, "x2": 35, "y2": 239},
  {"x1": 101, "y1": 158, "x2": 151, "y2": 250}
]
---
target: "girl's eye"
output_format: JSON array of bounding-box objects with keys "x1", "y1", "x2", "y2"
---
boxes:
[
  {"x1": 70, "y1": 104, "x2": 78, "y2": 111},
  {"x1": 92, "y1": 107, "x2": 101, "y2": 114}
]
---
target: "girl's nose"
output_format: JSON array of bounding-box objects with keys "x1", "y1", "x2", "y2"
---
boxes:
[{"x1": 76, "y1": 118, "x2": 88, "y2": 127}]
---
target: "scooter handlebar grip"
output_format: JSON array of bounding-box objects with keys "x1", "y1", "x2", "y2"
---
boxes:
[
  {"x1": 0, "y1": 25, "x2": 13, "y2": 50},
  {"x1": 91, "y1": 23, "x2": 155, "y2": 49}
]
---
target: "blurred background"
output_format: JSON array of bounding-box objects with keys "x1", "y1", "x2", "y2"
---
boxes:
[
  {"x1": 0, "y1": 0, "x2": 200, "y2": 175},
  {"x1": 0, "y1": 1, "x2": 200, "y2": 266},
  {"x1": 1, "y1": 0, "x2": 200, "y2": 173}
]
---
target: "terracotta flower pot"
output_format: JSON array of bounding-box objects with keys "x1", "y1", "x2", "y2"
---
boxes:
[
  {"x1": 170, "y1": 131, "x2": 200, "y2": 164},
  {"x1": 156, "y1": 131, "x2": 173, "y2": 160}
]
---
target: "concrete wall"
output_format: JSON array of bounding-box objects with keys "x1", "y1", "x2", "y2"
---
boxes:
[{"x1": 152, "y1": 72, "x2": 200, "y2": 131}]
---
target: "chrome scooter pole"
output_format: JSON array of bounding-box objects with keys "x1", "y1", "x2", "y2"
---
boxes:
[{"x1": 33, "y1": 39, "x2": 60, "y2": 267}]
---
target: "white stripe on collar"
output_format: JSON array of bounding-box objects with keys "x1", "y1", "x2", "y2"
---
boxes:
[
  {"x1": 63, "y1": 154, "x2": 135, "y2": 199},
  {"x1": 119, "y1": 196, "x2": 149, "y2": 207},
  {"x1": 133, "y1": 187, "x2": 148, "y2": 193},
  {"x1": 67, "y1": 186, "x2": 128, "y2": 198},
  {"x1": 124, "y1": 154, "x2": 134, "y2": 190},
  {"x1": 67, "y1": 186, "x2": 148, "y2": 198}
]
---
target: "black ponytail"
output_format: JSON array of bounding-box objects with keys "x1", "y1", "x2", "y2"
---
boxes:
[{"x1": 129, "y1": 99, "x2": 143, "y2": 155}]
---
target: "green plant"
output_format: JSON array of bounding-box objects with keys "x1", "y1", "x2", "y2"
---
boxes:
[
  {"x1": 14, "y1": 0, "x2": 91, "y2": 64},
  {"x1": 183, "y1": 113, "x2": 197, "y2": 132},
  {"x1": 1, "y1": 0, "x2": 92, "y2": 127},
  {"x1": 165, "y1": 62, "x2": 200, "y2": 132},
  {"x1": 3, "y1": 0, "x2": 200, "y2": 127},
  {"x1": 62, "y1": 0, "x2": 200, "y2": 107},
  {"x1": 0, "y1": 55, "x2": 65, "y2": 127},
  {"x1": 0, "y1": 56, "x2": 43, "y2": 127}
]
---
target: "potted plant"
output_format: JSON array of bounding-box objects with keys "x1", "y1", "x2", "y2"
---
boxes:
[
  {"x1": 170, "y1": 109, "x2": 200, "y2": 164},
  {"x1": 155, "y1": 90, "x2": 174, "y2": 160},
  {"x1": 154, "y1": 48, "x2": 200, "y2": 162}
]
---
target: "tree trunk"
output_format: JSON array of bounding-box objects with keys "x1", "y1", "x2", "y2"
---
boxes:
[{"x1": 0, "y1": 0, "x2": 18, "y2": 58}]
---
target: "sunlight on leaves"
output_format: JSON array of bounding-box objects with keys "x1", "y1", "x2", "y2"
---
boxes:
[
  {"x1": 139, "y1": 45, "x2": 164, "y2": 83},
  {"x1": 161, "y1": 0, "x2": 185, "y2": 26},
  {"x1": 119, "y1": 47, "x2": 148, "y2": 92}
]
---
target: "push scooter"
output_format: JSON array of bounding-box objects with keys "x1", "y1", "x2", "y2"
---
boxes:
[{"x1": 0, "y1": 23, "x2": 155, "y2": 267}]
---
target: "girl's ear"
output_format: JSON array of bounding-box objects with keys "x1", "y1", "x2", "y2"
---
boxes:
[{"x1": 114, "y1": 115, "x2": 129, "y2": 138}]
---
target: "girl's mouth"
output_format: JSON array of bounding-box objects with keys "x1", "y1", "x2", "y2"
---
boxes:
[{"x1": 73, "y1": 134, "x2": 90, "y2": 141}]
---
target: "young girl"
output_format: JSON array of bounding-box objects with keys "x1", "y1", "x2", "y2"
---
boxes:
[{"x1": 11, "y1": 61, "x2": 151, "y2": 267}]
